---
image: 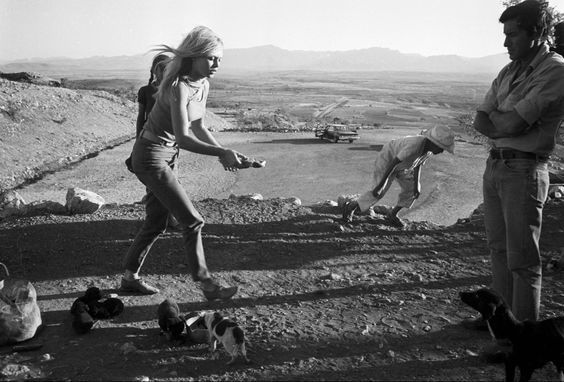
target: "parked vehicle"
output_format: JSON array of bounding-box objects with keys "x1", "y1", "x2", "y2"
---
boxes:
[{"x1": 315, "y1": 124, "x2": 359, "y2": 143}]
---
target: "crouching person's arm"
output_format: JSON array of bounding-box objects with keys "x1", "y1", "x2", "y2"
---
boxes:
[
  {"x1": 372, "y1": 157, "x2": 401, "y2": 198},
  {"x1": 413, "y1": 165, "x2": 422, "y2": 199}
]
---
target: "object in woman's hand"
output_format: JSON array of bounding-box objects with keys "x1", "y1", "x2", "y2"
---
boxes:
[{"x1": 237, "y1": 154, "x2": 266, "y2": 169}]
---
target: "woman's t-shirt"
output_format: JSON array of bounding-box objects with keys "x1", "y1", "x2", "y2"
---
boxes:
[
  {"x1": 144, "y1": 79, "x2": 209, "y2": 143},
  {"x1": 137, "y1": 83, "x2": 158, "y2": 117}
]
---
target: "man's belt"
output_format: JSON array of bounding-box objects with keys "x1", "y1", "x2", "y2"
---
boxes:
[
  {"x1": 489, "y1": 148, "x2": 548, "y2": 162},
  {"x1": 139, "y1": 129, "x2": 177, "y2": 147}
]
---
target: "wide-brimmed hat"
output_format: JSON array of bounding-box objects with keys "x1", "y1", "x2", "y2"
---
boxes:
[{"x1": 422, "y1": 125, "x2": 455, "y2": 154}]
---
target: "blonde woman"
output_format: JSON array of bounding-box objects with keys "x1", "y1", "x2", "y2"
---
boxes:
[{"x1": 121, "y1": 26, "x2": 244, "y2": 300}]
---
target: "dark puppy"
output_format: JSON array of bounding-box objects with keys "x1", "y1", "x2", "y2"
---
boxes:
[
  {"x1": 70, "y1": 299, "x2": 95, "y2": 334},
  {"x1": 157, "y1": 299, "x2": 186, "y2": 341},
  {"x1": 460, "y1": 288, "x2": 564, "y2": 382},
  {"x1": 70, "y1": 287, "x2": 124, "y2": 334},
  {"x1": 70, "y1": 287, "x2": 105, "y2": 334},
  {"x1": 194, "y1": 311, "x2": 250, "y2": 365}
]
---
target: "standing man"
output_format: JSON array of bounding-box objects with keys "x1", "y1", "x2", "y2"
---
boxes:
[
  {"x1": 470, "y1": 0, "x2": 564, "y2": 335},
  {"x1": 552, "y1": 21, "x2": 564, "y2": 55}
]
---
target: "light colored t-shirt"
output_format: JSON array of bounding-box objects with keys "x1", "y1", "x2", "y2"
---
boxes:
[
  {"x1": 144, "y1": 79, "x2": 209, "y2": 143},
  {"x1": 373, "y1": 135, "x2": 430, "y2": 184},
  {"x1": 478, "y1": 44, "x2": 564, "y2": 155}
]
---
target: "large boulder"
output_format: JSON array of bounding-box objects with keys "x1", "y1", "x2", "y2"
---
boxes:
[
  {"x1": 66, "y1": 187, "x2": 105, "y2": 214},
  {"x1": 0, "y1": 191, "x2": 26, "y2": 219}
]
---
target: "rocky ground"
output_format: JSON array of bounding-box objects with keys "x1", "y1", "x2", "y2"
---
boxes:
[
  {"x1": 0, "y1": 194, "x2": 564, "y2": 381},
  {"x1": 2, "y1": 75, "x2": 564, "y2": 381}
]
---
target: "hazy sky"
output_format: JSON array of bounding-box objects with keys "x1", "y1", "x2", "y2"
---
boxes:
[{"x1": 1, "y1": 0, "x2": 563, "y2": 61}]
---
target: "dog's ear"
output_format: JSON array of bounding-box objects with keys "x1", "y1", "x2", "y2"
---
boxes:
[
  {"x1": 482, "y1": 302, "x2": 497, "y2": 320},
  {"x1": 186, "y1": 313, "x2": 206, "y2": 329}
]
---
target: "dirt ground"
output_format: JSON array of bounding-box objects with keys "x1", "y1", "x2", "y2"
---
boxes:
[
  {"x1": 2, "y1": 76, "x2": 564, "y2": 381},
  {"x1": 1, "y1": 192, "x2": 564, "y2": 381}
]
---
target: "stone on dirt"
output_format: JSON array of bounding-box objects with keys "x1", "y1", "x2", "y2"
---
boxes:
[
  {"x1": 0, "y1": 190, "x2": 26, "y2": 219},
  {"x1": 65, "y1": 187, "x2": 105, "y2": 214},
  {"x1": 26, "y1": 200, "x2": 67, "y2": 216},
  {"x1": 337, "y1": 194, "x2": 359, "y2": 208},
  {"x1": 229, "y1": 193, "x2": 264, "y2": 201},
  {"x1": 549, "y1": 185, "x2": 564, "y2": 199}
]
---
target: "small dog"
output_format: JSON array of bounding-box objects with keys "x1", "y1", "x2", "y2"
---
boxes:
[
  {"x1": 460, "y1": 287, "x2": 564, "y2": 382},
  {"x1": 70, "y1": 287, "x2": 124, "y2": 334},
  {"x1": 157, "y1": 299, "x2": 186, "y2": 341},
  {"x1": 194, "y1": 311, "x2": 250, "y2": 365}
]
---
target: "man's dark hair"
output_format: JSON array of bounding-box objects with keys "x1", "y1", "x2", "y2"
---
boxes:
[{"x1": 500, "y1": 0, "x2": 553, "y2": 40}]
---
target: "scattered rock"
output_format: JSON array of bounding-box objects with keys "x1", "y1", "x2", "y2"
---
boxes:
[
  {"x1": 24, "y1": 200, "x2": 67, "y2": 216},
  {"x1": 337, "y1": 194, "x2": 359, "y2": 208},
  {"x1": 1, "y1": 363, "x2": 31, "y2": 378},
  {"x1": 549, "y1": 185, "x2": 564, "y2": 199},
  {"x1": 229, "y1": 193, "x2": 263, "y2": 201},
  {"x1": 284, "y1": 197, "x2": 301, "y2": 206},
  {"x1": 321, "y1": 273, "x2": 343, "y2": 281},
  {"x1": 65, "y1": 187, "x2": 105, "y2": 214},
  {"x1": 40, "y1": 354, "x2": 53, "y2": 362},
  {"x1": 0, "y1": 190, "x2": 26, "y2": 219},
  {"x1": 320, "y1": 200, "x2": 338, "y2": 207},
  {"x1": 120, "y1": 342, "x2": 137, "y2": 355},
  {"x1": 466, "y1": 349, "x2": 479, "y2": 357}
]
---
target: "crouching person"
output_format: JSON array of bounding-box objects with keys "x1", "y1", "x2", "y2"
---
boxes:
[{"x1": 342, "y1": 125, "x2": 455, "y2": 227}]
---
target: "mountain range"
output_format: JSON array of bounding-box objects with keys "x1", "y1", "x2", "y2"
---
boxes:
[{"x1": 0, "y1": 45, "x2": 509, "y2": 79}]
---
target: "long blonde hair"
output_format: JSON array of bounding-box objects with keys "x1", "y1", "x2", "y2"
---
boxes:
[{"x1": 153, "y1": 26, "x2": 223, "y2": 98}]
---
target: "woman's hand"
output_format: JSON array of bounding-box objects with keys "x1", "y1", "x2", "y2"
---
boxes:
[{"x1": 219, "y1": 149, "x2": 242, "y2": 172}]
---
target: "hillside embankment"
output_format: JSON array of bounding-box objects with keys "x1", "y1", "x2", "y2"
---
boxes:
[{"x1": 0, "y1": 78, "x2": 231, "y2": 193}]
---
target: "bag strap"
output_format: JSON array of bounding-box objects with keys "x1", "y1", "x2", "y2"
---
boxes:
[{"x1": 0, "y1": 262, "x2": 9, "y2": 279}]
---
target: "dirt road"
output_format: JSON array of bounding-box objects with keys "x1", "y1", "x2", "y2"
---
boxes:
[{"x1": 16, "y1": 127, "x2": 486, "y2": 226}]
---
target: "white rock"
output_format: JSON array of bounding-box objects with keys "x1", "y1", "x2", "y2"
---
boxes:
[
  {"x1": 65, "y1": 187, "x2": 105, "y2": 214},
  {"x1": 40, "y1": 353, "x2": 53, "y2": 362},
  {"x1": 229, "y1": 193, "x2": 263, "y2": 201},
  {"x1": 337, "y1": 194, "x2": 360, "y2": 208},
  {"x1": 1, "y1": 364, "x2": 31, "y2": 378},
  {"x1": 285, "y1": 197, "x2": 301, "y2": 206},
  {"x1": 0, "y1": 190, "x2": 26, "y2": 219},
  {"x1": 321, "y1": 200, "x2": 338, "y2": 207}
]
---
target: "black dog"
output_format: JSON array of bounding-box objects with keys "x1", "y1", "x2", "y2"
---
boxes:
[
  {"x1": 157, "y1": 299, "x2": 186, "y2": 341},
  {"x1": 70, "y1": 287, "x2": 124, "y2": 334},
  {"x1": 460, "y1": 288, "x2": 564, "y2": 382}
]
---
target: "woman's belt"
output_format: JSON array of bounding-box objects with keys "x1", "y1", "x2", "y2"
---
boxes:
[
  {"x1": 139, "y1": 129, "x2": 177, "y2": 147},
  {"x1": 489, "y1": 148, "x2": 548, "y2": 162}
]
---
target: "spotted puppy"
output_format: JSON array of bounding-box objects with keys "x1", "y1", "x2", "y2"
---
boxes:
[
  {"x1": 196, "y1": 311, "x2": 250, "y2": 365},
  {"x1": 157, "y1": 299, "x2": 186, "y2": 341}
]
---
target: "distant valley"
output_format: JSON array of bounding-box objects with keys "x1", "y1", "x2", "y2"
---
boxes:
[{"x1": 0, "y1": 45, "x2": 508, "y2": 81}]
